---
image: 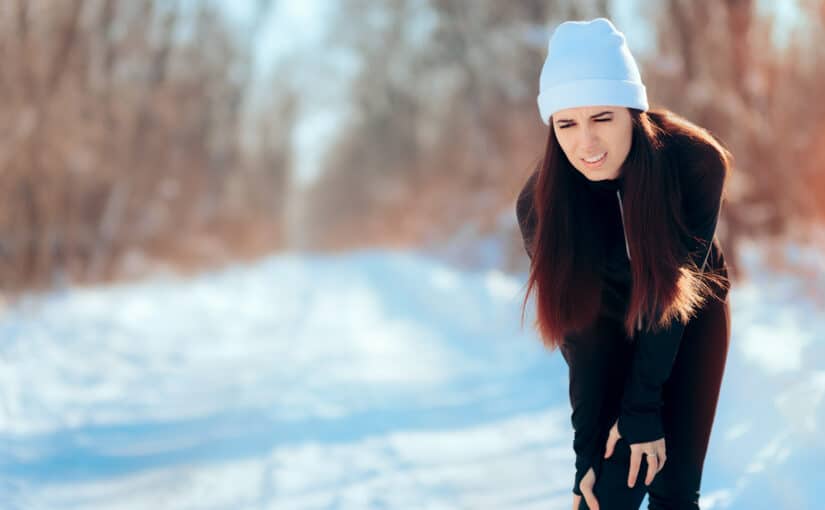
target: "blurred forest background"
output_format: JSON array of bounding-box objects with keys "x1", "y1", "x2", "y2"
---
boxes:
[{"x1": 1, "y1": 0, "x2": 824, "y2": 295}]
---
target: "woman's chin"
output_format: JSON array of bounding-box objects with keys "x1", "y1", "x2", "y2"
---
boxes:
[{"x1": 578, "y1": 167, "x2": 620, "y2": 181}]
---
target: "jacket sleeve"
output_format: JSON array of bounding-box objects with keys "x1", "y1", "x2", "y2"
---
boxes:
[
  {"x1": 616, "y1": 145, "x2": 727, "y2": 445},
  {"x1": 517, "y1": 171, "x2": 602, "y2": 495},
  {"x1": 515, "y1": 171, "x2": 539, "y2": 261},
  {"x1": 517, "y1": 171, "x2": 614, "y2": 495},
  {"x1": 561, "y1": 332, "x2": 611, "y2": 496}
]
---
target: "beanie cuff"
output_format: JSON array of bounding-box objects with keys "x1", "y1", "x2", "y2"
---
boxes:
[{"x1": 537, "y1": 79, "x2": 649, "y2": 125}]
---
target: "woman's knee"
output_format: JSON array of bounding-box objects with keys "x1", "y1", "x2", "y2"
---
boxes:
[
  {"x1": 646, "y1": 465, "x2": 702, "y2": 510},
  {"x1": 647, "y1": 492, "x2": 700, "y2": 510},
  {"x1": 578, "y1": 442, "x2": 648, "y2": 510}
]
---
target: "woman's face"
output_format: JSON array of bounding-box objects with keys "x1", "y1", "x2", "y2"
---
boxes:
[{"x1": 552, "y1": 106, "x2": 633, "y2": 181}]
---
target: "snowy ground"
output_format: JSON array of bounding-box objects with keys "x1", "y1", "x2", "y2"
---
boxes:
[{"x1": 0, "y1": 241, "x2": 823, "y2": 509}]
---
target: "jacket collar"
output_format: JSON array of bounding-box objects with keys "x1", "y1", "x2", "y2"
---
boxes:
[{"x1": 582, "y1": 172, "x2": 624, "y2": 195}]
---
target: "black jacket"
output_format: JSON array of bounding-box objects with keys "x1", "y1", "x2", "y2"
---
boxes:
[{"x1": 515, "y1": 136, "x2": 729, "y2": 495}]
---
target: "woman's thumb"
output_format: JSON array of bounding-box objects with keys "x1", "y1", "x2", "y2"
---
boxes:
[
  {"x1": 604, "y1": 436, "x2": 616, "y2": 459},
  {"x1": 584, "y1": 490, "x2": 600, "y2": 510},
  {"x1": 582, "y1": 468, "x2": 600, "y2": 510}
]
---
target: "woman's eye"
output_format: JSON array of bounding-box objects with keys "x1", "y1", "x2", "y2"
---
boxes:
[{"x1": 559, "y1": 119, "x2": 611, "y2": 129}]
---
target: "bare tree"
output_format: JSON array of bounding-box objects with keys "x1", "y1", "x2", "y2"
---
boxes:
[{"x1": 0, "y1": 0, "x2": 293, "y2": 293}]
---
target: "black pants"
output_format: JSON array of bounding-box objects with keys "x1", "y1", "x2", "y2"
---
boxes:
[{"x1": 573, "y1": 295, "x2": 731, "y2": 510}]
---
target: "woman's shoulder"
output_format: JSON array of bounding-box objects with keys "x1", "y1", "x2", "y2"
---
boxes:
[
  {"x1": 516, "y1": 170, "x2": 539, "y2": 233},
  {"x1": 519, "y1": 168, "x2": 539, "y2": 192},
  {"x1": 651, "y1": 109, "x2": 731, "y2": 192},
  {"x1": 515, "y1": 170, "x2": 540, "y2": 259}
]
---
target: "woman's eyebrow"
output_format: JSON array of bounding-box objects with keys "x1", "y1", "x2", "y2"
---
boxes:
[{"x1": 555, "y1": 111, "x2": 613, "y2": 123}]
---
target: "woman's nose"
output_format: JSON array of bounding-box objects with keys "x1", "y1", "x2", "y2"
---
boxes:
[{"x1": 580, "y1": 126, "x2": 599, "y2": 147}]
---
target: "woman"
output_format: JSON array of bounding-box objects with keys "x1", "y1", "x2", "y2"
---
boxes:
[{"x1": 515, "y1": 18, "x2": 732, "y2": 510}]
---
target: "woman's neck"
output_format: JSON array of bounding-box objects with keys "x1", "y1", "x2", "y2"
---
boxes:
[{"x1": 577, "y1": 170, "x2": 625, "y2": 195}]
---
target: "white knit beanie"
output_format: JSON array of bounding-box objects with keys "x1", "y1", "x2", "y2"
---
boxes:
[{"x1": 537, "y1": 18, "x2": 648, "y2": 125}]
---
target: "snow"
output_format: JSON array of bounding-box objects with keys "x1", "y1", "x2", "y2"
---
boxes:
[{"x1": 1, "y1": 241, "x2": 823, "y2": 509}]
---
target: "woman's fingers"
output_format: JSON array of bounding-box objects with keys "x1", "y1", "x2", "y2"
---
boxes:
[
  {"x1": 627, "y1": 449, "x2": 642, "y2": 487},
  {"x1": 644, "y1": 453, "x2": 659, "y2": 485},
  {"x1": 604, "y1": 420, "x2": 621, "y2": 459},
  {"x1": 572, "y1": 494, "x2": 581, "y2": 510},
  {"x1": 582, "y1": 486, "x2": 600, "y2": 510},
  {"x1": 655, "y1": 448, "x2": 667, "y2": 474},
  {"x1": 603, "y1": 433, "x2": 618, "y2": 459},
  {"x1": 581, "y1": 467, "x2": 600, "y2": 510},
  {"x1": 627, "y1": 437, "x2": 667, "y2": 487}
]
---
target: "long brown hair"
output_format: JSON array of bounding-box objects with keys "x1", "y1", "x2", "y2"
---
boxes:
[{"x1": 521, "y1": 108, "x2": 732, "y2": 349}]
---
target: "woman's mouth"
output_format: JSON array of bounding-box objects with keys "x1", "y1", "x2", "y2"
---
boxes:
[{"x1": 581, "y1": 152, "x2": 607, "y2": 168}]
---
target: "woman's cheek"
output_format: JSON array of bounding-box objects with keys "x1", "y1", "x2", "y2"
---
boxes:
[{"x1": 558, "y1": 137, "x2": 575, "y2": 160}]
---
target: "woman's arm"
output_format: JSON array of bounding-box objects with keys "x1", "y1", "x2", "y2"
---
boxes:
[
  {"x1": 516, "y1": 172, "x2": 613, "y2": 495},
  {"x1": 561, "y1": 330, "x2": 612, "y2": 496},
  {"x1": 616, "y1": 142, "x2": 727, "y2": 445}
]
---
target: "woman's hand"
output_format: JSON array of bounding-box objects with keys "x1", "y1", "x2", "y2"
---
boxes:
[
  {"x1": 572, "y1": 467, "x2": 599, "y2": 510},
  {"x1": 603, "y1": 420, "x2": 667, "y2": 488}
]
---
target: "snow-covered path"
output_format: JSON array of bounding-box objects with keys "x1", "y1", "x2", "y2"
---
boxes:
[{"x1": 1, "y1": 244, "x2": 822, "y2": 509}]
